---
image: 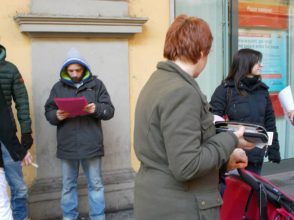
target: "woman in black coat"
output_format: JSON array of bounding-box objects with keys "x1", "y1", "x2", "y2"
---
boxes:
[{"x1": 210, "y1": 48, "x2": 281, "y2": 174}]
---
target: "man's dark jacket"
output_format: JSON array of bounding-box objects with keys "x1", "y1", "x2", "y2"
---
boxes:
[{"x1": 44, "y1": 53, "x2": 114, "y2": 159}]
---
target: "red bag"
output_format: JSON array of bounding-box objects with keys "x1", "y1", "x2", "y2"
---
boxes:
[{"x1": 221, "y1": 169, "x2": 294, "y2": 220}]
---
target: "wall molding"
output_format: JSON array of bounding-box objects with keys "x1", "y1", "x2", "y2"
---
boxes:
[{"x1": 15, "y1": 14, "x2": 148, "y2": 38}]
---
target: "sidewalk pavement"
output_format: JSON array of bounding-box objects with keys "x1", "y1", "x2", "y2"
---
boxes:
[
  {"x1": 47, "y1": 210, "x2": 135, "y2": 220},
  {"x1": 91, "y1": 172, "x2": 294, "y2": 220},
  {"x1": 47, "y1": 170, "x2": 294, "y2": 220},
  {"x1": 264, "y1": 170, "x2": 294, "y2": 198},
  {"x1": 104, "y1": 171, "x2": 294, "y2": 220}
]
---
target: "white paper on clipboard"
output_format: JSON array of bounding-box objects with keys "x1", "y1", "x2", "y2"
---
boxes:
[{"x1": 278, "y1": 86, "x2": 294, "y2": 127}]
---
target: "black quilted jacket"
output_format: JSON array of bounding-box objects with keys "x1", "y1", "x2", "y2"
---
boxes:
[
  {"x1": 0, "y1": 87, "x2": 27, "y2": 168},
  {"x1": 210, "y1": 78, "x2": 281, "y2": 164},
  {"x1": 0, "y1": 44, "x2": 32, "y2": 134}
]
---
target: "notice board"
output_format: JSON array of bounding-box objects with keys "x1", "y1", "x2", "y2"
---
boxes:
[{"x1": 237, "y1": 0, "x2": 289, "y2": 116}]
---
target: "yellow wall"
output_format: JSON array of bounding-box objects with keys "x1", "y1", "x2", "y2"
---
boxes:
[
  {"x1": 0, "y1": 0, "x2": 36, "y2": 185},
  {"x1": 129, "y1": 0, "x2": 170, "y2": 170},
  {"x1": 0, "y1": 0, "x2": 170, "y2": 179}
]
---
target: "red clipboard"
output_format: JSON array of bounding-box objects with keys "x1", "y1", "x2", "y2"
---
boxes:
[{"x1": 54, "y1": 96, "x2": 88, "y2": 118}]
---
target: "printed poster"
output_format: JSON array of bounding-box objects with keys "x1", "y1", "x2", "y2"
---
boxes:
[{"x1": 238, "y1": 29, "x2": 287, "y2": 92}]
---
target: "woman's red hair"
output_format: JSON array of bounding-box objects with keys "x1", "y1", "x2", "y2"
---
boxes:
[{"x1": 164, "y1": 14, "x2": 213, "y2": 64}]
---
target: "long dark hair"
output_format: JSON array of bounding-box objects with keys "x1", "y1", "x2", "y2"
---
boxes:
[{"x1": 226, "y1": 48, "x2": 262, "y2": 94}]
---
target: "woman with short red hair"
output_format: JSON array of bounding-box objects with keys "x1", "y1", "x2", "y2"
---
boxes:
[{"x1": 134, "y1": 15, "x2": 254, "y2": 220}]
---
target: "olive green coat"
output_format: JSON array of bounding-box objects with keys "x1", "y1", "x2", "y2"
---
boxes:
[{"x1": 134, "y1": 61, "x2": 238, "y2": 220}]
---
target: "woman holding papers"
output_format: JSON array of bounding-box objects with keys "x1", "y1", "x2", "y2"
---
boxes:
[
  {"x1": 288, "y1": 110, "x2": 294, "y2": 124},
  {"x1": 278, "y1": 85, "x2": 294, "y2": 125},
  {"x1": 210, "y1": 48, "x2": 281, "y2": 175}
]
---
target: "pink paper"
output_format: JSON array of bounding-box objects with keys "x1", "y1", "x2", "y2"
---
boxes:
[{"x1": 54, "y1": 96, "x2": 88, "y2": 117}]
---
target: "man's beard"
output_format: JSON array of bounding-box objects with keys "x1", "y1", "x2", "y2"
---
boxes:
[{"x1": 71, "y1": 77, "x2": 82, "y2": 83}]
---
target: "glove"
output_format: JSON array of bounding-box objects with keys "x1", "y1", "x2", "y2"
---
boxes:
[
  {"x1": 267, "y1": 148, "x2": 281, "y2": 164},
  {"x1": 21, "y1": 133, "x2": 33, "y2": 150}
]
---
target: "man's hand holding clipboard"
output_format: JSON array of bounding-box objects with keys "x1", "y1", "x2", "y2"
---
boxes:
[{"x1": 54, "y1": 96, "x2": 92, "y2": 120}]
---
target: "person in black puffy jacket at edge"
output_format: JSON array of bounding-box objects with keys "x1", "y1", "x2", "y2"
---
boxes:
[
  {"x1": 210, "y1": 48, "x2": 281, "y2": 176},
  {"x1": 0, "y1": 86, "x2": 32, "y2": 220},
  {"x1": 0, "y1": 44, "x2": 33, "y2": 220}
]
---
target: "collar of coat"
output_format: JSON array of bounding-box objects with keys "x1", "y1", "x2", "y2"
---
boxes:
[
  {"x1": 223, "y1": 78, "x2": 268, "y2": 92},
  {"x1": 157, "y1": 60, "x2": 208, "y2": 105},
  {"x1": 60, "y1": 75, "x2": 97, "y2": 90}
]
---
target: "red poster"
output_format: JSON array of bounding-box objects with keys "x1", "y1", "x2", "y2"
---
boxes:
[
  {"x1": 270, "y1": 93, "x2": 284, "y2": 117},
  {"x1": 239, "y1": 2, "x2": 288, "y2": 29},
  {"x1": 238, "y1": 1, "x2": 289, "y2": 117}
]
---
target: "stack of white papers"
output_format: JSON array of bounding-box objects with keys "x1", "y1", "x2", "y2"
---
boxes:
[{"x1": 278, "y1": 86, "x2": 294, "y2": 126}]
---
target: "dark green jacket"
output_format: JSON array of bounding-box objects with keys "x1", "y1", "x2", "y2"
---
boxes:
[
  {"x1": 210, "y1": 79, "x2": 280, "y2": 163},
  {"x1": 0, "y1": 44, "x2": 32, "y2": 134},
  {"x1": 0, "y1": 88, "x2": 27, "y2": 167},
  {"x1": 134, "y1": 61, "x2": 238, "y2": 220}
]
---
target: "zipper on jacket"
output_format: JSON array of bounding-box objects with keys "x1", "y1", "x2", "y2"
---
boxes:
[{"x1": 76, "y1": 85, "x2": 89, "y2": 96}]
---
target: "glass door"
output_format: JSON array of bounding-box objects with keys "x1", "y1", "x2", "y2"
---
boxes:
[
  {"x1": 173, "y1": 0, "x2": 294, "y2": 160},
  {"x1": 231, "y1": 0, "x2": 294, "y2": 160}
]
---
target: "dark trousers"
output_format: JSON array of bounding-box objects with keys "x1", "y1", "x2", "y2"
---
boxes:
[{"x1": 246, "y1": 162, "x2": 263, "y2": 175}]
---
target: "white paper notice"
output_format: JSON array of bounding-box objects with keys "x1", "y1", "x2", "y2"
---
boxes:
[
  {"x1": 256, "y1": 132, "x2": 273, "y2": 149},
  {"x1": 213, "y1": 115, "x2": 225, "y2": 124},
  {"x1": 278, "y1": 86, "x2": 294, "y2": 126},
  {"x1": 278, "y1": 86, "x2": 294, "y2": 112},
  {"x1": 266, "y1": 132, "x2": 273, "y2": 146}
]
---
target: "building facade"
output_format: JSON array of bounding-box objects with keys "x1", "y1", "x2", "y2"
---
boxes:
[{"x1": 0, "y1": 0, "x2": 293, "y2": 219}]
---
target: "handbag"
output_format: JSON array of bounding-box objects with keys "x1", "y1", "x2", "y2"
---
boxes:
[{"x1": 215, "y1": 121, "x2": 269, "y2": 144}]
